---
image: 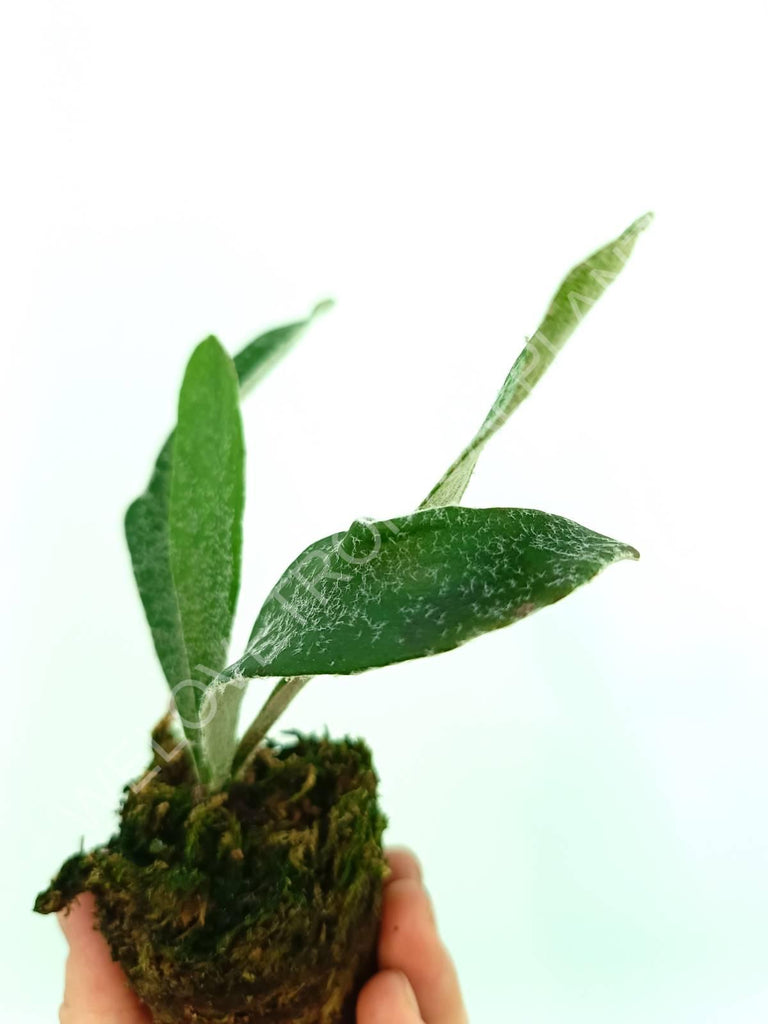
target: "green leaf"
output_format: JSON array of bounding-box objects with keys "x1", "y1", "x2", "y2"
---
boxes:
[
  {"x1": 227, "y1": 507, "x2": 638, "y2": 680},
  {"x1": 124, "y1": 302, "x2": 331, "y2": 700},
  {"x1": 169, "y1": 337, "x2": 244, "y2": 773},
  {"x1": 234, "y1": 299, "x2": 333, "y2": 393},
  {"x1": 124, "y1": 438, "x2": 190, "y2": 695},
  {"x1": 422, "y1": 213, "x2": 652, "y2": 508}
]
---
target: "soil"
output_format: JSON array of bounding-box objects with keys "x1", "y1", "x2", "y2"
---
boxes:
[{"x1": 35, "y1": 722, "x2": 387, "y2": 1024}]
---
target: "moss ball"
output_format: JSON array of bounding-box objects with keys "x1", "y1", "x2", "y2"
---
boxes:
[{"x1": 36, "y1": 732, "x2": 387, "y2": 1024}]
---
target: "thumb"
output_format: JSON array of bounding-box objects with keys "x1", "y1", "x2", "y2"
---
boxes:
[
  {"x1": 58, "y1": 894, "x2": 150, "y2": 1024},
  {"x1": 357, "y1": 969, "x2": 425, "y2": 1023}
]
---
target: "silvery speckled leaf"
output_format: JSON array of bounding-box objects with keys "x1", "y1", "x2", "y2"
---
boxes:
[
  {"x1": 227, "y1": 507, "x2": 638, "y2": 680},
  {"x1": 422, "y1": 213, "x2": 652, "y2": 508}
]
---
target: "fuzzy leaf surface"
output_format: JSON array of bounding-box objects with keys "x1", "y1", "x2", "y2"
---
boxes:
[
  {"x1": 124, "y1": 303, "x2": 330, "y2": 696},
  {"x1": 422, "y1": 214, "x2": 652, "y2": 508},
  {"x1": 169, "y1": 337, "x2": 244, "y2": 742},
  {"x1": 228, "y1": 507, "x2": 638, "y2": 679}
]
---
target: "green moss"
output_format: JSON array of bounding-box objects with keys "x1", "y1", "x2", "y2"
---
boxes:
[{"x1": 35, "y1": 730, "x2": 387, "y2": 1024}]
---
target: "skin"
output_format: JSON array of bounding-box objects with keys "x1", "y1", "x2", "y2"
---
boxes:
[{"x1": 58, "y1": 848, "x2": 467, "y2": 1024}]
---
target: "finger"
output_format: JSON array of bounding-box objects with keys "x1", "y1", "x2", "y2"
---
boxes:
[
  {"x1": 385, "y1": 847, "x2": 423, "y2": 886},
  {"x1": 58, "y1": 894, "x2": 151, "y2": 1024},
  {"x1": 378, "y1": 879, "x2": 467, "y2": 1024},
  {"x1": 357, "y1": 968, "x2": 424, "y2": 1024}
]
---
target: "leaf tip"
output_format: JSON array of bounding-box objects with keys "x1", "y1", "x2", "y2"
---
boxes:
[
  {"x1": 623, "y1": 543, "x2": 641, "y2": 562},
  {"x1": 311, "y1": 298, "x2": 335, "y2": 318},
  {"x1": 629, "y1": 211, "x2": 654, "y2": 235},
  {"x1": 194, "y1": 334, "x2": 227, "y2": 357}
]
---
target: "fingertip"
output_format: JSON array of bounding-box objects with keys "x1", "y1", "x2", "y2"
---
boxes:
[
  {"x1": 385, "y1": 847, "x2": 423, "y2": 886},
  {"x1": 378, "y1": 878, "x2": 466, "y2": 1023},
  {"x1": 382, "y1": 876, "x2": 436, "y2": 935},
  {"x1": 57, "y1": 893, "x2": 97, "y2": 943},
  {"x1": 58, "y1": 894, "x2": 151, "y2": 1023},
  {"x1": 357, "y1": 969, "x2": 423, "y2": 1023}
]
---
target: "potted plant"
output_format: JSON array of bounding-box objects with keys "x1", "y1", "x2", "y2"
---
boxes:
[{"x1": 35, "y1": 214, "x2": 652, "y2": 1023}]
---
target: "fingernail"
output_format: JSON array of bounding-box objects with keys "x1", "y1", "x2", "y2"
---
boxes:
[{"x1": 395, "y1": 970, "x2": 419, "y2": 1011}]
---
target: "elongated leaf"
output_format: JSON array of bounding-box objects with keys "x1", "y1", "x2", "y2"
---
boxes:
[
  {"x1": 422, "y1": 214, "x2": 652, "y2": 508},
  {"x1": 169, "y1": 338, "x2": 244, "y2": 770},
  {"x1": 235, "y1": 299, "x2": 333, "y2": 393},
  {"x1": 124, "y1": 439, "x2": 189, "y2": 693},
  {"x1": 226, "y1": 507, "x2": 637, "y2": 680},
  {"x1": 125, "y1": 302, "x2": 331, "y2": 698}
]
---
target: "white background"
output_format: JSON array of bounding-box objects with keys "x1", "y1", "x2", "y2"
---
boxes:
[{"x1": 2, "y1": 3, "x2": 767, "y2": 1021}]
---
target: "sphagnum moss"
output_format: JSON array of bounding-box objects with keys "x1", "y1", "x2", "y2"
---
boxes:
[
  {"x1": 37, "y1": 727, "x2": 386, "y2": 1023},
  {"x1": 35, "y1": 217, "x2": 650, "y2": 1022}
]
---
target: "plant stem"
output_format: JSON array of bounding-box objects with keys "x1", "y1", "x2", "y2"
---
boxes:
[{"x1": 232, "y1": 676, "x2": 311, "y2": 777}]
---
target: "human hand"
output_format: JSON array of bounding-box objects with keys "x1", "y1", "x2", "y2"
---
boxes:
[
  {"x1": 356, "y1": 847, "x2": 467, "y2": 1023},
  {"x1": 58, "y1": 847, "x2": 467, "y2": 1023}
]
